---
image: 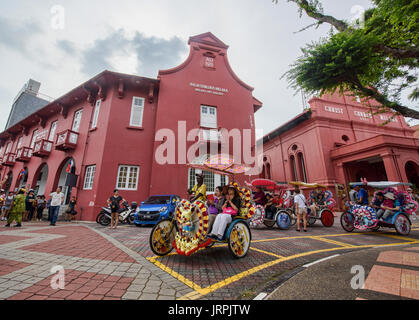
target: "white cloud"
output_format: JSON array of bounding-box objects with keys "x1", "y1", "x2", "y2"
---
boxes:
[{"x1": 3, "y1": 0, "x2": 407, "y2": 136}]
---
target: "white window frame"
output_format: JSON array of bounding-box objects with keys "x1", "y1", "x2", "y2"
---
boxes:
[
  {"x1": 116, "y1": 165, "x2": 139, "y2": 190},
  {"x1": 5, "y1": 142, "x2": 12, "y2": 154},
  {"x1": 72, "y1": 109, "x2": 83, "y2": 132},
  {"x1": 188, "y1": 168, "x2": 228, "y2": 194},
  {"x1": 48, "y1": 121, "x2": 58, "y2": 141},
  {"x1": 30, "y1": 129, "x2": 38, "y2": 149},
  {"x1": 130, "y1": 97, "x2": 145, "y2": 127},
  {"x1": 91, "y1": 100, "x2": 101, "y2": 129},
  {"x1": 83, "y1": 165, "x2": 96, "y2": 190},
  {"x1": 200, "y1": 105, "x2": 217, "y2": 129},
  {"x1": 16, "y1": 136, "x2": 23, "y2": 151}
]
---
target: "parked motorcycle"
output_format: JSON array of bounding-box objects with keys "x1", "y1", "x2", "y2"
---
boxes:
[{"x1": 96, "y1": 201, "x2": 137, "y2": 226}]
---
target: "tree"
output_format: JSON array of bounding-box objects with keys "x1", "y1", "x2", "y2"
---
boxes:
[{"x1": 273, "y1": 0, "x2": 419, "y2": 120}]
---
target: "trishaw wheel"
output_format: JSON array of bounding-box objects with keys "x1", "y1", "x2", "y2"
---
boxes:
[
  {"x1": 371, "y1": 225, "x2": 380, "y2": 231},
  {"x1": 320, "y1": 209, "x2": 334, "y2": 227},
  {"x1": 228, "y1": 221, "x2": 251, "y2": 259},
  {"x1": 394, "y1": 214, "x2": 411, "y2": 236},
  {"x1": 149, "y1": 219, "x2": 177, "y2": 256},
  {"x1": 307, "y1": 216, "x2": 317, "y2": 226},
  {"x1": 340, "y1": 212, "x2": 355, "y2": 232},
  {"x1": 289, "y1": 210, "x2": 297, "y2": 226},
  {"x1": 276, "y1": 210, "x2": 291, "y2": 230},
  {"x1": 249, "y1": 206, "x2": 264, "y2": 228},
  {"x1": 263, "y1": 218, "x2": 276, "y2": 228}
]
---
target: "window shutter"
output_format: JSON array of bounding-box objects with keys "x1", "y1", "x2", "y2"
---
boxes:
[
  {"x1": 130, "y1": 97, "x2": 144, "y2": 127},
  {"x1": 92, "y1": 100, "x2": 101, "y2": 129}
]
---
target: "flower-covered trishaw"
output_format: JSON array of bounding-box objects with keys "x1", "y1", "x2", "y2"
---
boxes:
[
  {"x1": 247, "y1": 179, "x2": 293, "y2": 230},
  {"x1": 287, "y1": 181, "x2": 337, "y2": 228},
  {"x1": 149, "y1": 155, "x2": 256, "y2": 259},
  {"x1": 341, "y1": 181, "x2": 418, "y2": 236}
]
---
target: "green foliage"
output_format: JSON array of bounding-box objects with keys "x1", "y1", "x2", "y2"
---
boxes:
[{"x1": 275, "y1": 0, "x2": 419, "y2": 119}]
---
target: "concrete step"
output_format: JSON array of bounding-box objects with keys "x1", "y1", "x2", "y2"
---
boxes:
[{"x1": 41, "y1": 205, "x2": 70, "y2": 221}]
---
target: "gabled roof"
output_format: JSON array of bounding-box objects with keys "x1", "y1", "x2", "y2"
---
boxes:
[
  {"x1": 262, "y1": 110, "x2": 312, "y2": 144},
  {"x1": 188, "y1": 32, "x2": 229, "y2": 49}
]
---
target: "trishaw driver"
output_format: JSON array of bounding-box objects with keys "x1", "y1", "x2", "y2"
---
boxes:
[{"x1": 188, "y1": 173, "x2": 207, "y2": 202}]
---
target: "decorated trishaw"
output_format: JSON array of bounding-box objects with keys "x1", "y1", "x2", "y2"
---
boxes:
[
  {"x1": 341, "y1": 181, "x2": 418, "y2": 236},
  {"x1": 149, "y1": 155, "x2": 256, "y2": 259},
  {"x1": 287, "y1": 181, "x2": 336, "y2": 228},
  {"x1": 247, "y1": 179, "x2": 293, "y2": 230}
]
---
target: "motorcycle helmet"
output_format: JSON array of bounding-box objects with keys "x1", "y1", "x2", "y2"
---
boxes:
[{"x1": 131, "y1": 202, "x2": 138, "y2": 210}]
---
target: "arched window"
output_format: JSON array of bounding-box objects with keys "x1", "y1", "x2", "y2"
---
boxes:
[
  {"x1": 266, "y1": 163, "x2": 272, "y2": 180},
  {"x1": 290, "y1": 155, "x2": 298, "y2": 181},
  {"x1": 297, "y1": 153, "x2": 308, "y2": 183}
]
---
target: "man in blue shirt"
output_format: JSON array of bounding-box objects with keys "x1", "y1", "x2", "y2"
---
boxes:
[{"x1": 356, "y1": 185, "x2": 369, "y2": 205}]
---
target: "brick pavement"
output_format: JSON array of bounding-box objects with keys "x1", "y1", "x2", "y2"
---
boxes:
[
  {"x1": 0, "y1": 223, "x2": 193, "y2": 300},
  {"x1": 0, "y1": 220, "x2": 418, "y2": 300},
  {"x1": 362, "y1": 246, "x2": 419, "y2": 299}
]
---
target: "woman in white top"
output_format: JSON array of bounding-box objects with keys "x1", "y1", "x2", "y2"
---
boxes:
[{"x1": 294, "y1": 188, "x2": 308, "y2": 232}]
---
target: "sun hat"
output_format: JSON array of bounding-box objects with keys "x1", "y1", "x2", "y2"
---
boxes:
[{"x1": 384, "y1": 192, "x2": 395, "y2": 200}]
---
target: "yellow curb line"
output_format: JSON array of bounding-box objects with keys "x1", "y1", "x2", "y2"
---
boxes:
[
  {"x1": 147, "y1": 230, "x2": 419, "y2": 300},
  {"x1": 310, "y1": 236, "x2": 355, "y2": 248},
  {"x1": 249, "y1": 247, "x2": 284, "y2": 259}
]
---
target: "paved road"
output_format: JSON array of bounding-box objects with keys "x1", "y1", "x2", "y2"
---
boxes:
[
  {"x1": 0, "y1": 216, "x2": 418, "y2": 300},
  {"x1": 267, "y1": 243, "x2": 419, "y2": 300}
]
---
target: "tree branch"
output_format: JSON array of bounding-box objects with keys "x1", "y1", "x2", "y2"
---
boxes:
[
  {"x1": 351, "y1": 77, "x2": 419, "y2": 119},
  {"x1": 375, "y1": 44, "x2": 419, "y2": 59},
  {"x1": 274, "y1": 0, "x2": 348, "y2": 31}
]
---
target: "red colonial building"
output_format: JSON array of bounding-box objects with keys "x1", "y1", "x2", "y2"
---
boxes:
[
  {"x1": 0, "y1": 32, "x2": 262, "y2": 221},
  {"x1": 262, "y1": 92, "x2": 419, "y2": 209}
]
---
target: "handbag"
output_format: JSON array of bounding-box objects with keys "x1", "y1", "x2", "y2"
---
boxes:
[{"x1": 222, "y1": 207, "x2": 238, "y2": 215}]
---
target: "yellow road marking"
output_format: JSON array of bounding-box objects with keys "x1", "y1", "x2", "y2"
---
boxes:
[
  {"x1": 252, "y1": 232, "x2": 366, "y2": 244},
  {"x1": 146, "y1": 229, "x2": 419, "y2": 300},
  {"x1": 311, "y1": 236, "x2": 355, "y2": 248},
  {"x1": 146, "y1": 257, "x2": 205, "y2": 294},
  {"x1": 176, "y1": 240, "x2": 419, "y2": 300},
  {"x1": 250, "y1": 247, "x2": 284, "y2": 258},
  {"x1": 375, "y1": 233, "x2": 419, "y2": 242}
]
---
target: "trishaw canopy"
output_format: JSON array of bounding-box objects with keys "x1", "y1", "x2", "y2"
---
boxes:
[
  {"x1": 289, "y1": 181, "x2": 328, "y2": 188},
  {"x1": 188, "y1": 154, "x2": 252, "y2": 176},
  {"x1": 349, "y1": 181, "x2": 412, "y2": 188}
]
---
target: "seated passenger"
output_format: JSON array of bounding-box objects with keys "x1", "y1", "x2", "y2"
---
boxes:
[
  {"x1": 273, "y1": 193, "x2": 284, "y2": 209},
  {"x1": 377, "y1": 192, "x2": 400, "y2": 220},
  {"x1": 372, "y1": 192, "x2": 385, "y2": 211},
  {"x1": 208, "y1": 187, "x2": 241, "y2": 241},
  {"x1": 264, "y1": 194, "x2": 276, "y2": 220},
  {"x1": 253, "y1": 187, "x2": 266, "y2": 206},
  {"x1": 309, "y1": 192, "x2": 326, "y2": 218},
  {"x1": 206, "y1": 186, "x2": 225, "y2": 233}
]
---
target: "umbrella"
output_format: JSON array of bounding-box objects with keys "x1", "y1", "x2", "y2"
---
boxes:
[
  {"x1": 188, "y1": 154, "x2": 251, "y2": 176},
  {"x1": 289, "y1": 181, "x2": 328, "y2": 188}
]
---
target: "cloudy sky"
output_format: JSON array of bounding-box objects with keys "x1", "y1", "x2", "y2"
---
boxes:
[{"x1": 2, "y1": 0, "x2": 413, "y2": 137}]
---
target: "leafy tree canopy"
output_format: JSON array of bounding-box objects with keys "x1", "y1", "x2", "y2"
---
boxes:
[{"x1": 273, "y1": 0, "x2": 419, "y2": 119}]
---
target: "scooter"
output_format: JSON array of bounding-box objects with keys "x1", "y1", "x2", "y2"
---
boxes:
[{"x1": 96, "y1": 201, "x2": 137, "y2": 226}]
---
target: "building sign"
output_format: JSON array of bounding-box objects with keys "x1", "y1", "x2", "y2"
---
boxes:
[
  {"x1": 324, "y1": 106, "x2": 344, "y2": 114},
  {"x1": 354, "y1": 110, "x2": 372, "y2": 121},
  {"x1": 204, "y1": 57, "x2": 215, "y2": 68},
  {"x1": 379, "y1": 115, "x2": 397, "y2": 123},
  {"x1": 190, "y1": 82, "x2": 228, "y2": 96}
]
